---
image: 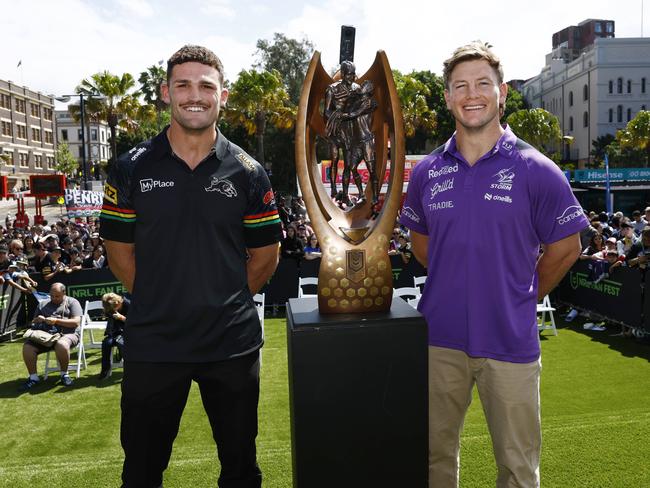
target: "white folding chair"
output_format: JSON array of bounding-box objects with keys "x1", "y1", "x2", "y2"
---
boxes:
[
  {"x1": 393, "y1": 287, "x2": 422, "y2": 310},
  {"x1": 253, "y1": 293, "x2": 265, "y2": 366},
  {"x1": 298, "y1": 277, "x2": 318, "y2": 298},
  {"x1": 43, "y1": 317, "x2": 87, "y2": 379},
  {"x1": 83, "y1": 300, "x2": 108, "y2": 349},
  {"x1": 413, "y1": 276, "x2": 426, "y2": 294},
  {"x1": 537, "y1": 295, "x2": 558, "y2": 335}
]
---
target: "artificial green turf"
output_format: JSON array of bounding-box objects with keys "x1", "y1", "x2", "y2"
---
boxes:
[{"x1": 0, "y1": 317, "x2": 648, "y2": 487}]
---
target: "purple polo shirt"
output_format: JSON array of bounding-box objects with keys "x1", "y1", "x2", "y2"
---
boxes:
[{"x1": 399, "y1": 126, "x2": 588, "y2": 363}]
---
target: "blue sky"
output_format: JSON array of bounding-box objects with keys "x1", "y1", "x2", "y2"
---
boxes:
[{"x1": 1, "y1": 0, "x2": 648, "y2": 102}]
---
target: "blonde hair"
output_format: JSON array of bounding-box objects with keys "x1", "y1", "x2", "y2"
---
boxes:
[
  {"x1": 443, "y1": 41, "x2": 503, "y2": 89},
  {"x1": 102, "y1": 292, "x2": 124, "y2": 314}
]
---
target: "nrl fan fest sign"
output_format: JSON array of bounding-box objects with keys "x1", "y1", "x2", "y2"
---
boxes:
[{"x1": 64, "y1": 189, "x2": 103, "y2": 218}]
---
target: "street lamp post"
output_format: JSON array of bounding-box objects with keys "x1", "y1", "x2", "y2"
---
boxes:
[{"x1": 56, "y1": 93, "x2": 101, "y2": 190}]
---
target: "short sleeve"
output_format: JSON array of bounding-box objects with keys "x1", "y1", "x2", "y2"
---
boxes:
[
  {"x1": 67, "y1": 298, "x2": 83, "y2": 318},
  {"x1": 100, "y1": 160, "x2": 136, "y2": 243},
  {"x1": 528, "y1": 154, "x2": 588, "y2": 244},
  {"x1": 399, "y1": 161, "x2": 428, "y2": 235},
  {"x1": 243, "y1": 165, "x2": 283, "y2": 248}
]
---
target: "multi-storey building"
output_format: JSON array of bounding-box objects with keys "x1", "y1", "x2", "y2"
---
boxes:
[
  {"x1": 0, "y1": 79, "x2": 57, "y2": 190},
  {"x1": 55, "y1": 110, "x2": 112, "y2": 182},
  {"x1": 522, "y1": 20, "x2": 650, "y2": 168}
]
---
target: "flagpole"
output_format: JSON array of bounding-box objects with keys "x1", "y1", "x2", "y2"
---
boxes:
[{"x1": 605, "y1": 153, "x2": 612, "y2": 214}]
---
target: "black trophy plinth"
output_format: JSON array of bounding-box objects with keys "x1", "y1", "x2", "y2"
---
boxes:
[{"x1": 286, "y1": 296, "x2": 428, "y2": 488}]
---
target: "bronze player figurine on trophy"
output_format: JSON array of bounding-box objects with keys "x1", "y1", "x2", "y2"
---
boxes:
[{"x1": 295, "y1": 26, "x2": 405, "y2": 314}]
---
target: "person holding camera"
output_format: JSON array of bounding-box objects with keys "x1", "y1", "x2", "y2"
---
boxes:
[
  {"x1": 19, "y1": 283, "x2": 83, "y2": 390},
  {"x1": 99, "y1": 292, "x2": 129, "y2": 380}
]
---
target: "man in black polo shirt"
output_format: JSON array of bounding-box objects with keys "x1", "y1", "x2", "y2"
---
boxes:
[{"x1": 100, "y1": 45, "x2": 282, "y2": 488}]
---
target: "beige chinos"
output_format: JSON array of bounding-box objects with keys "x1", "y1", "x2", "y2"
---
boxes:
[{"x1": 428, "y1": 345, "x2": 542, "y2": 488}]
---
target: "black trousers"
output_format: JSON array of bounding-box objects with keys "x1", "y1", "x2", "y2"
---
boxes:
[
  {"x1": 101, "y1": 335, "x2": 124, "y2": 373},
  {"x1": 120, "y1": 352, "x2": 262, "y2": 488}
]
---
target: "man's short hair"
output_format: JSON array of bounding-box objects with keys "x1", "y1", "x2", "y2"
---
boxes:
[
  {"x1": 167, "y1": 45, "x2": 225, "y2": 85},
  {"x1": 50, "y1": 283, "x2": 66, "y2": 294},
  {"x1": 443, "y1": 41, "x2": 504, "y2": 89}
]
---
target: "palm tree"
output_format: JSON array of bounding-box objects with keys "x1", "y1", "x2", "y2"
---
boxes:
[
  {"x1": 138, "y1": 65, "x2": 167, "y2": 111},
  {"x1": 74, "y1": 71, "x2": 140, "y2": 165},
  {"x1": 393, "y1": 70, "x2": 437, "y2": 153},
  {"x1": 225, "y1": 69, "x2": 295, "y2": 165}
]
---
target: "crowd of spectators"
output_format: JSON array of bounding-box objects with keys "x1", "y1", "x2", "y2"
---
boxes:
[
  {"x1": 0, "y1": 216, "x2": 106, "y2": 293},
  {"x1": 579, "y1": 207, "x2": 650, "y2": 282}
]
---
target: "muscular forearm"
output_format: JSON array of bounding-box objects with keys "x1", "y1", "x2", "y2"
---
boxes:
[
  {"x1": 537, "y1": 249, "x2": 581, "y2": 299},
  {"x1": 247, "y1": 245, "x2": 279, "y2": 295},
  {"x1": 104, "y1": 241, "x2": 136, "y2": 292}
]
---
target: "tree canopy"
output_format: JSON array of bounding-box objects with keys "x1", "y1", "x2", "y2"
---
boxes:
[
  {"x1": 506, "y1": 108, "x2": 562, "y2": 162},
  {"x1": 617, "y1": 110, "x2": 650, "y2": 167}
]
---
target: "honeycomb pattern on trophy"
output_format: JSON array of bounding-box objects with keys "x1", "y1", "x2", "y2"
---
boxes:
[{"x1": 318, "y1": 233, "x2": 392, "y2": 310}]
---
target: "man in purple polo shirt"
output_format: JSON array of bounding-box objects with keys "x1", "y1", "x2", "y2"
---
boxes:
[{"x1": 400, "y1": 41, "x2": 587, "y2": 487}]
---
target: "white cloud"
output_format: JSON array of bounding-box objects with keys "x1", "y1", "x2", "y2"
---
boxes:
[
  {"x1": 116, "y1": 0, "x2": 155, "y2": 18},
  {"x1": 199, "y1": 0, "x2": 236, "y2": 19}
]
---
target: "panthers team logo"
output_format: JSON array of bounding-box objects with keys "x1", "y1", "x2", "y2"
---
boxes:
[{"x1": 205, "y1": 177, "x2": 237, "y2": 197}]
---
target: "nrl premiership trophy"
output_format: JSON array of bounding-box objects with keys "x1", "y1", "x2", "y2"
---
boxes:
[{"x1": 295, "y1": 27, "x2": 405, "y2": 314}]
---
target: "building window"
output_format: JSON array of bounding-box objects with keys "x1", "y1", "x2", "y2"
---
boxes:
[
  {"x1": 583, "y1": 111, "x2": 589, "y2": 127},
  {"x1": 16, "y1": 124, "x2": 26, "y2": 139},
  {"x1": 627, "y1": 108, "x2": 632, "y2": 121},
  {"x1": 606, "y1": 22, "x2": 614, "y2": 33},
  {"x1": 31, "y1": 128, "x2": 41, "y2": 142},
  {"x1": 643, "y1": 78, "x2": 647, "y2": 94},
  {"x1": 617, "y1": 105, "x2": 623, "y2": 122},
  {"x1": 61, "y1": 129, "x2": 68, "y2": 141},
  {"x1": 100, "y1": 131, "x2": 105, "y2": 143},
  {"x1": 0, "y1": 93, "x2": 10, "y2": 109},
  {"x1": 608, "y1": 80, "x2": 613, "y2": 94},
  {"x1": 34, "y1": 155, "x2": 43, "y2": 169},
  {"x1": 101, "y1": 146, "x2": 105, "y2": 158},
  {"x1": 617, "y1": 78, "x2": 623, "y2": 94},
  {"x1": 78, "y1": 146, "x2": 84, "y2": 158},
  {"x1": 4, "y1": 152, "x2": 14, "y2": 166},
  {"x1": 569, "y1": 91, "x2": 573, "y2": 106},
  {"x1": 627, "y1": 80, "x2": 632, "y2": 94},
  {"x1": 30, "y1": 103, "x2": 40, "y2": 117},
  {"x1": 583, "y1": 84, "x2": 589, "y2": 101},
  {"x1": 43, "y1": 107, "x2": 53, "y2": 121},
  {"x1": 44, "y1": 130, "x2": 53, "y2": 144},
  {"x1": 569, "y1": 116, "x2": 574, "y2": 131},
  {"x1": 47, "y1": 156, "x2": 55, "y2": 170},
  {"x1": 91, "y1": 128, "x2": 98, "y2": 141},
  {"x1": 608, "y1": 109, "x2": 613, "y2": 123},
  {"x1": 1, "y1": 120, "x2": 11, "y2": 136},
  {"x1": 19, "y1": 153, "x2": 28, "y2": 168},
  {"x1": 595, "y1": 22, "x2": 602, "y2": 33},
  {"x1": 15, "y1": 98, "x2": 25, "y2": 113}
]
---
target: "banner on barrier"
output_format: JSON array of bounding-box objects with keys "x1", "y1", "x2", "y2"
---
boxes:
[{"x1": 65, "y1": 188, "x2": 103, "y2": 218}]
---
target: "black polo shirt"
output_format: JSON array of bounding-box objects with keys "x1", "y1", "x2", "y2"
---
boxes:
[{"x1": 99, "y1": 128, "x2": 282, "y2": 362}]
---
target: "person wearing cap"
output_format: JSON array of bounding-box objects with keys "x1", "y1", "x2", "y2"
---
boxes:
[
  {"x1": 399, "y1": 41, "x2": 587, "y2": 487},
  {"x1": 3, "y1": 259, "x2": 38, "y2": 293},
  {"x1": 43, "y1": 248, "x2": 69, "y2": 281},
  {"x1": 82, "y1": 245, "x2": 108, "y2": 269}
]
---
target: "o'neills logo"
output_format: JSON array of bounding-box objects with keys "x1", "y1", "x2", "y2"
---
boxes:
[
  {"x1": 428, "y1": 164, "x2": 458, "y2": 179},
  {"x1": 557, "y1": 205, "x2": 583, "y2": 225},
  {"x1": 129, "y1": 147, "x2": 147, "y2": 161},
  {"x1": 430, "y1": 178, "x2": 454, "y2": 199},
  {"x1": 140, "y1": 179, "x2": 174, "y2": 192},
  {"x1": 402, "y1": 206, "x2": 421, "y2": 223}
]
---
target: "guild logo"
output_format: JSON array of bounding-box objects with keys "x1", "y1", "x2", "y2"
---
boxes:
[
  {"x1": 205, "y1": 177, "x2": 237, "y2": 197},
  {"x1": 140, "y1": 179, "x2": 174, "y2": 192},
  {"x1": 430, "y1": 178, "x2": 454, "y2": 199}
]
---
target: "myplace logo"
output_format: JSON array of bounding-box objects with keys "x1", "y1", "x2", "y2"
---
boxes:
[
  {"x1": 140, "y1": 178, "x2": 174, "y2": 193},
  {"x1": 557, "y1": 205, "x2": 583, "y2": 225}
]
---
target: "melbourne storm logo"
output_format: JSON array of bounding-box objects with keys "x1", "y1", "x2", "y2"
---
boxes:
[
  {"x1": 491, "y1": 167, "x2": 515, "y2": 191},
  {"x1": 205, "y1": 177, "x2": 237, "y2": 197}
]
